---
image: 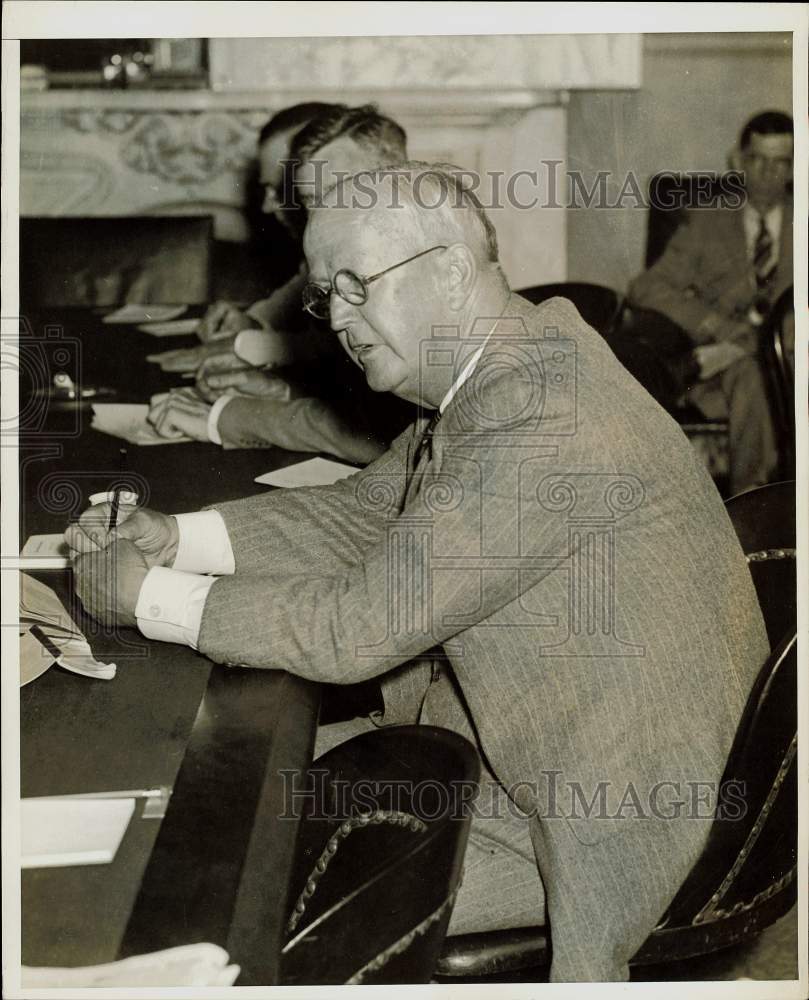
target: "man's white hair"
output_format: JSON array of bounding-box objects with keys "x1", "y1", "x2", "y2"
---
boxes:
[{"x1": 314, "y1": 161, "x2": 500, "y2": 264}]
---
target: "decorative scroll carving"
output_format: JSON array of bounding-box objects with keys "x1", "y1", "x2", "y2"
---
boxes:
[
  {"x1": 20, "y1": 149, "x2": 116, "y2": 213},
  {"x1": 59, "y1": 109, "x2": 262, "y2": 185}
]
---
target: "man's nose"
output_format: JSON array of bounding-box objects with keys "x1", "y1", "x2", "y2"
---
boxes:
[
  {"x1": 262, "y1": 188, "x2": 280, "y2": 214},
  {"x1": 329, "y1": 292, "x2": 358, "y2": 331}
]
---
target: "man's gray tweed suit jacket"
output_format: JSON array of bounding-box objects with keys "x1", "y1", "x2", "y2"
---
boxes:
[{"x1": 198, "y1": 293, "x2": 768, "y2": 981}]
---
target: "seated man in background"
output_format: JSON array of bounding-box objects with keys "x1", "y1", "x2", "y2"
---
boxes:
[
  {"x1": 148, "y1": 104, "x2": 415, "y2": 464},
  {"x1": 197, "y1": 100, "x2": 337, "y2": 342},
  {"x1": 628, "y1": 110, "x2": 793, "y2": 496},
  {"x1": 69, "y1": 164, "x2": 767, "y2": 983}
]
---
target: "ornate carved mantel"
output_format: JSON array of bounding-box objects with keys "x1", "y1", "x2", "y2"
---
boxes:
[{"x1": 20, "y1": 35, "x2": 640, "y2": 287}]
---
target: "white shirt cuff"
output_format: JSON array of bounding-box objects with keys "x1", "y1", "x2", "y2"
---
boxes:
[
  {"x1": 172, "y1": 510, "x2": 236, "y2": 575},
  {"x1": 135, "y1": 566, "x2": 217, "y2": 649},
  {"x1": 207, "y1": 395, "x2": 233, "y2": 446}
]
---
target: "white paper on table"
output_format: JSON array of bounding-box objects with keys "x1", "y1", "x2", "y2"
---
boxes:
[
  {"x1": 91, "y1": 403, "x2": 192, "y2": 445},
  {"x1": 138, "y1": 317, "x2": 200, "y2": 337},
  {"x1": 102, "y1": 304, "x2": 187, "y2": 324},
  {"x1": 22, "y1": 943, "x2": 240, "y2": 988},
  {"x1": 19, "y1": 533, "x2": 70, "y2": 569},
  {"x1": 21, "y1": 796, "x2": 136, "y2": 868},
  {"x1": 255, "y1": 457, "x2": 359, "y2": 488}
]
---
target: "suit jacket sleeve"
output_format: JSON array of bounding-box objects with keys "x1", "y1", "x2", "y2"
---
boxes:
[
  {"x1": 197, "y1": 365, "x2": 572, "y2": 682},
  {"x1": 628, "y1": 216, "x2": 724, "y2": 343},
  {"x1": 246, "y1": 264, "x2": 309, "y2": 334},
  {"x1": 216, "y1": 394, "x2": 388, "y2": 464}
]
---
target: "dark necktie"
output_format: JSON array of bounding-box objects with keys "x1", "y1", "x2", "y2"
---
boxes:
[
  {"x1": 413, "y1": 410, "x2": 441, "y2": 468},
  {"x1": 753, "y1": 213, "x2": 775, "y2": 288}
]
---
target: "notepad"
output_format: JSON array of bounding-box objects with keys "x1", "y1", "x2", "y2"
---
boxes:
[
  {"x1": 19, "y1": 533, "x2": 70, "y2": 569},
  {"x1": 255, "y1": 457, "x2": 358, "y2": 488},
  {"x1": 102, "y1": 304, "x2": 187, "y2": 325},
  {"x1": 138, "y1": 318, "x2": 200, "y2": 337},
  {"x1": 21, "y1": 796, "x2": 135, "y2": 868},
  {"x1": 91, "y1": 403, "x2": 192, "y2": 445}
]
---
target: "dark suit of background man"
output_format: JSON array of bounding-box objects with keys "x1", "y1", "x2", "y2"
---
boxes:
[
  {"x1": 148, "y1": 104, "x2": 414, "y2": 463},
  {"x1": 68, "y1": 165, "x2": 767, "y2": 983},
  {"x1": 628, "y1": 110, "x2": 793, "y2": 496}
]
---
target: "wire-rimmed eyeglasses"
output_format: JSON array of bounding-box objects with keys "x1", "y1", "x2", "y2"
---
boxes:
[{"x1": 302, "y1": 245, "x2": 448, "y2": 320}]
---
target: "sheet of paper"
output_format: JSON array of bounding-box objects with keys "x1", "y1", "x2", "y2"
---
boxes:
[
  {"x1": 22, "y1": 943, "x2": 239, "y2": 988},
  {"x1": 255, "y1": 457, "x2": 359, "y2": 489},
  {"x1": 21, "y1": 796, "x2": 136, "y2": 868},
  {"x1": 91, "y1": 403, "x2": 192, "y2": 446},
  {"x1": 102, "y1": 304, "x2": 187, "y2": 324},
  {"x1": 19, "y1": 533, "x2": 70, "y2": 569},
  {"x1": 138, "y1": 317, "x2": 200, "y2": 337}
]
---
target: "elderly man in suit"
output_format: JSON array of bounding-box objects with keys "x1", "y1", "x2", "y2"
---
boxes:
[
  {"x1": 67, "y1": 164, "x2": 767, "y2": 982},
  {"x1": 629, "y1": 110, "x2": 794, "y2": 495}
]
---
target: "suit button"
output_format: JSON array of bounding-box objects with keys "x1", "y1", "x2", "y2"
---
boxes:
[{"x1": 149, "y1": 604, "x2": 161, "y2": 617}]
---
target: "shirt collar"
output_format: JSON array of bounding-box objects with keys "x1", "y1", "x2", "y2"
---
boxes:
[
  {"x1": 437, "y1": 321, "x2": 498, "y2": 415},
  {"x1": 744, "y1": 201, "x2": 783, "y2": 237}
]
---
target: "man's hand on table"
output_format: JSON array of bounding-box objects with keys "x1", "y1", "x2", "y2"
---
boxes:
[
  {"x1": 65, "y1": 504, "x2": 179, "y2": 567},
  {"x1": 146, "y1": 338, "x2": 237, "y2": 373},
  {"x1": 71, "y1": 538, "x2": 150, "y2": 628},
  {"x1": 147, "y1": 388, "x2": 212, "y2": 441},
  {"x1": 196, "y1": 366, "x2": 293, "y2": 403},
  {"x1": 198, "y1": 300, "x2": 260, "y2": 343}
]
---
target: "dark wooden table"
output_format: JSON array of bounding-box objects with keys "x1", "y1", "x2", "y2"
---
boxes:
[{"x1": 19, "y1": 310, "x2": 320, "y2": 984}]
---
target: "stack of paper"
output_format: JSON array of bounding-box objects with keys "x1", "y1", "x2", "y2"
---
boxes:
[
  {"x1": 255, "y1": 457, "x2": 358, "y2": 488},
  {"x1": 21, "y1": 796, "x2": 136, "y2": 868},
  {"x1": 102, "y1": 304, "x2": 187, "y2": 325},
  {"x1": 19, "y1": 533, "x2": 70, "y2": 569},
  {"x1": 138, "y1": 317, "x2": 200, "y2": 337}
]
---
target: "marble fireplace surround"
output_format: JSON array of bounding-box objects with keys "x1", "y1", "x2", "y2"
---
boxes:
[{"x1": 20, "y1": 34, "x2": 641, "y2": 288}]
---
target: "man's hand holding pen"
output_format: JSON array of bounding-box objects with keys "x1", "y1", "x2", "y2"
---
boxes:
[{"x1": 65, "y1": 504, "x2": 180, "y2": 627}]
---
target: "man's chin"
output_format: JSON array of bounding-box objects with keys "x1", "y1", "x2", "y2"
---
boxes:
[{"x1": 362, "y1": 365, "x2": 405, "y2": 397}]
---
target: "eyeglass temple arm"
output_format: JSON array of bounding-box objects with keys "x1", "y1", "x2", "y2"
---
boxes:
[{"x1": 365, "y1": 245, "x2": 449, "y2": 285}]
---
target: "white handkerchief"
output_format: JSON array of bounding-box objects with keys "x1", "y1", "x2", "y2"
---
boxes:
[
  {"x1": 22, "y1": 943, "x2": 239, "y2": 988},
  {"x1": 103, "y1": 304, "x2": 187, "y2": 324},
  {"x1": 20, "y1": 573, "x2": 117, "y2": 683},
  {"x1": 138, "y1": 318, "x2": 200, "y2": 337},
  {"x1": 91, "y1": 403, "x2": 192, "y2": 445},
  {"x1": 255, "y1": 457, "x2": 358, "y2": 488}
]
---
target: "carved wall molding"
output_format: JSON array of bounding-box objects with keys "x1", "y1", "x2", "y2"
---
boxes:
[
  {"x1": 20, "y1": 149, "x2": 116, "y2": 213},
  {"x1": 54, "y1": 108, "x2": 264, "y2": 185},
  {"x1": 20, "y1": 88, "x2": 570, "y2": 284},
  {"x1": 209, "y1": 35, "x2": 641, "y2": 91}
]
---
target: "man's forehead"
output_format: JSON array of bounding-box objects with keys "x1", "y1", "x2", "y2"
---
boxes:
[
  {"x1": 748, "y1": 132, "x2": 793, "y2": 157},
  {"x1": 305, "y1": 207, "x2": 390, "y2": 268}
]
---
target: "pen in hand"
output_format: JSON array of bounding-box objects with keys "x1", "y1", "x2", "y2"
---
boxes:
[{"x1": 107, "y1": 447, "x2": 127, "y2": 535}]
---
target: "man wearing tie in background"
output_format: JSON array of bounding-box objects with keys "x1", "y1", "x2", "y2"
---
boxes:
[
  {"x1": 628, "y1": 111, "x2": 793, "y2": 495},
  {"x1": 67, "y1": 164, "x2": 768, "y2": 983}
]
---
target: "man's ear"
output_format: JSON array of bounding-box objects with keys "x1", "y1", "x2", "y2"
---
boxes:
[
  {"x1": 445, "y1": 244, "x2": 476, "y2": 310},
  {"x1": 728, "y1": 146, "x2": 743, "y2": 173}
]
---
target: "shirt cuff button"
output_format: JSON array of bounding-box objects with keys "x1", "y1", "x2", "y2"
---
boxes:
[{"x1": 149, "y1": 604, "x2": 161, "y2": 617}]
